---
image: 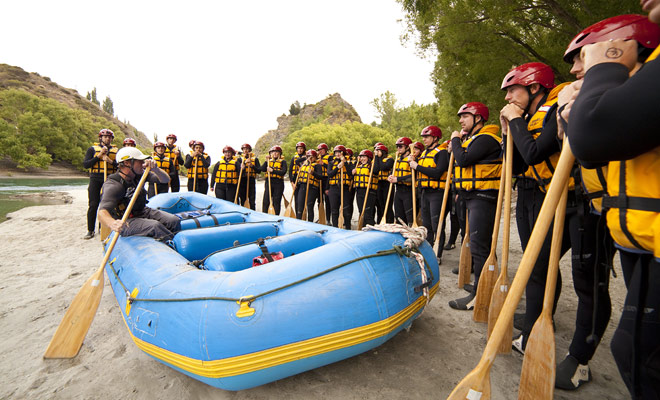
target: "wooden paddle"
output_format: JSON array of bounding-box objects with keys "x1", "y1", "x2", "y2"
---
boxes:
[
  {"x1": 338, "y1": 165, "x2": 345, "y2": 229},
  {"x1": 518, "y1": 182, "x2": 568, "y2": 399},
  {"x1": 301, "y1": 163, "x2": 312, "y2": 221},
  {"x1": 192, "y1": 155, "x2": 198, "y2": 193},
  {"x1": 243, "y1": 156, "x2": 251, "y2": 208},
  {"x1": 100, "y1": 161, "x2": 111, "y2": 241},
  {"x1": 447, "y1": 140, "x2": 575, "y2": 400},
  {"x1": 357, "y1": 159, "x2": 376, "y2": 229},
  {"x1": 432, "y1": 152, "x2": 454, "y2": 255},
  {"x1": 234, "y1": 158, "x2": 244, "y2": 204},
  {"x1": 380, "y1": 153, "x2": 398, "y2": 225},
  {"x1": 318, "y1": 181, "x2": 326, "y2": 225},
  {"x1": 458, "y1": 213, "x2": 471, "y2": 289},
  {"x1": 267, "y1": 160, "x2": 276, "y2": 215},
  {"x1": 44, "y1": 165, "x2": 152, "y2": 359},
  {"x1": 409, "y1": 145, "x2": 419, "y2": 228},
  {"x1": 473, "y1": 146, "x2": 508, "y2": 322},
  {"x1": 488, "y1": 131, "x2": 514, "y2": 353},
  {"x1": 283, "y1": 168, "x2": 301, "y2": 219}
]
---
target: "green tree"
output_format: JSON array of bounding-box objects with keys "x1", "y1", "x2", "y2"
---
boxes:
[
  {"x1": 90, "y1": 87, "x2": 99, "y2": 106},
  {"x1": 102, "y1": 96, "x2": 114, "y2": 115},
  {"x1": 397, "y1": 0, "x2": 641, "y2": 126},
  {"x1": 289, "y1": 101, "x2": 301, "y2": 115}
]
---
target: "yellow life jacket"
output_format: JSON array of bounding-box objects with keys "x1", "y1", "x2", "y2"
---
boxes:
[
  {"x1": 523, "y1": 82, "x2": 575, "y2": 193},
  {"x1": 453, "y1": 125, "x2": 502, "y2": 191},
  {"x1": 164, "y1": 145, "x2": 181, "y2": 170},
  {"x1": 243, "y1": 153, "x2": 258, "y2": 178},
  {"x1": 353, "y1": 163, "x2": 378, "y2": 190},
  {"x1": 394, "y1": 154, "x2": 412, "y2": 186},
  {"x1": 416, "y1": 146, "x2": 446, "y2": 189},
  {"x1": 320, "y1": 154, "x2": 331, "y2": 177},
  {"x1": 328, "y1": 161, "x2": 352, "y2": 186},
  {"x1": 580, "y1": 166, "x2": 608, "y2": 214},
  {"x1": 214, "y1": 157, "x2": 239, "y2": 184},
  {"x1": 291, "y1": 153, "x2": 304, "y2": 177},
  {"x1": 299, "y1": 163, "x2": 320, "y2": 187},
  {"x1": 378, "y1": 156, "x2": 393, "y2": 181},
  {"x1": 267, "y1": 158, "x2": 284, "y2": 180},
  {"x1": 90, "y1": 144, "x2": 118, "y2": 174},
  {"x1": 187, "y1": 154, "x2": 209, "y2": 179},
  {"x1": 603, "y1": 47, "x2": 660, "y2": 258},
  {"x1": 153, "y1": 153, "x2": 171, "y2": 172}
]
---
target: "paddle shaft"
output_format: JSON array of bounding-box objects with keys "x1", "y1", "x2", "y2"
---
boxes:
[
  {"x1": 447, "y1": 141, "x2": 575, "y2": 400},
  {"x1": 358, "y1": 159, "x2": 376, "y2": 229},
  {"x1": 244, "y1": 156, "x2": 250, "y2": 207},
  {"x1": 44, "y1": 165, "x2": 151, "y2": 359},
  {"x1": 193, "y1": 156, "x2": 198, "y2": 192},
  {"x1": 99, "y1": 162, "x2": 111, "y2": 240},
  {"x1": 433, "y1": 152, "x2": 454, "y2": 254},
  {"x1": 338, "y1": 166, "x2": 345, "y2": 228},
  {"x1": 409, "y1": 145, "x2": 418, "y2": 227},
  {"x1": 318, "y1": 180, "x2": 326, "y2": 225},
  {"x1": 267, "y1": 160, "x2": 275, "y2": 214},
  {"x1": 380, "y1": 153, "x2": 398, "y2": 225},
  {"x1": 458, "y1": 213, "x2": 471, "y2": 288},
  {"x1": 234, "y1": 159, "x2": 244, "y2": 204},
  {"x1": 302, "y1": 162, "x2": 311, "y2": 220}
]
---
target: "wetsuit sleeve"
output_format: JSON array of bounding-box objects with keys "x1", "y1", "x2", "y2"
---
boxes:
[
  {"x1": 382, "y1": 157, "x2": 394, "y2": 172},
  {"x1": 202, "y1": 155, "x2": 211, "y2": 168},
  {"x1": 276, "y1": 160, "x2": 287, "y2": 178},
  {"x1": 502, "y1": 133, "x2": 529, "y2": 175},
  {"x1": 210, "y1": 163, "x2": 219, "y2": 190},
  {"x1": 569, "y1": 60, "x2": 660, "y2": 162},
  {"x1": 184, "y1": 155, "x2": 193, "y2": 168},
  {"x1": 508, "y1": 109, "x2": 560, "y2": 166},
  {"x1": 327, "y1": 159, "x2": 339, "y2": 178},
  {"x1": 312, "y1": 164, "x2": 323, "y2": 179},
  {"x1": 98, "y1": 179, "x2": 123, "y2": 212},
  {"x1": 82, "y1": 146, "x2": 97, "y2": 169}
]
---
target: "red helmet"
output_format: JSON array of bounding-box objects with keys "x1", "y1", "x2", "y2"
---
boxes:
[
  {"x1": 359, "y1": 149, "x2": 374, "y2": 159},
  {"x1": 269, "y1": 145, "x2": 282, "y2": 153},
  {"x1": 241, "y1": 143, "x2": 252, "y2": 151},
  {"x1": 564, "y1": 14, "x2": 660, "y2": 63},
  {"x1": 194, "y1": 141, "x2": 205, "y2": 151},
  {"x1": 457, "y1": 102, "x2": 490, "y2": 122},
  {"x1": 333, "y1": 144, "x2": 347, "y2": 153},
  {"x1": 375, "y1": 144, "x2": 388, "y2": 153},
  {"x1": 98, "y1": 128, "x2": 114, "y2": 138},
  {"x1": 421, "y1": 125, "x2": 442, "y2": 138},
  {"x1": 166, "y1": 134, "x2": 177, "y2": 141},
  {"x1": 501, "y1": 62, "x2": 555, "y2": 90},
  {"x1": 306, "y1": 149, "x2": 318, "y2": 159},
  {"x1": 223, "y1": 145, "x2": 235, "y2": 154},
  {"x1": 123, "y1": 138, "x2": 136, "y2": 146},
  {"x1": 296, "y1": 141, "x2": 306, "y2": 149},
  {"x1": 412, "y1": 141, "x2": 425, "y2": 152},
  {"x1": 346, "y1": 148, "x2": 354, "y2": 157},
  {"x1": 373, "y1": 142, "x2": 383, "y2": 149},
  {"x1": 188, "y1": 140, "x2": 196, "y2": 148},
  {"x1": 317, "y1": 143, "x2": 329, "y2": 151},
  {"x1": 396, "y1": 137, "x2": 413, "y2": 147},
  {"x1": 153, "y1": 141, "x2": 166, "y2": 150}
]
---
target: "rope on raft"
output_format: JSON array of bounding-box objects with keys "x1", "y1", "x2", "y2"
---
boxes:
[
  {"x1": 362, "y1": 221, "x2": 431, "y2": 303},
  {"x1": 107, "y1": 224, "x2": 434, "y2": 308}
]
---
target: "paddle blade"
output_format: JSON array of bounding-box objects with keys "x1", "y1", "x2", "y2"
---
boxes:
[
  {"x1": 318, "y1": 199, "x2": 326, "y2": 224},
  {"x1": 44, "y1": 265, "x2": 105, "y2": 359},
  {"x1": 518, "y1": 315, "x2": 555, "y2": 400},
  {"x1": 447, "y1": 368, "x2": 492, "y2": 400},
  {"x1": 99, "y1": 223, "x2": 111, "y2": 241},
  {"x1": 473, "y1": 255, "x2": 498, "y2": 323},
  {"x1": 243, "y1": 199, "x2": 250, "y2": 208},
  {"x1": 268, "y1": 205, "x2": 276, "y2": 215},
  {"x1": 283, "y1": 204, "x2": 295, "y2": 219},
  {"x1": 488, "y1": 272, "x2": 512, "y2": 354},
  {"x1": 457, "y1": 239, "x2": 471, "y2": 289},
  {"x1": 338, "y1": 213, "x2": 344, "y2": 229},
  {"x1": 283, "y1": 195, "x2": 290, "y2": 208}
]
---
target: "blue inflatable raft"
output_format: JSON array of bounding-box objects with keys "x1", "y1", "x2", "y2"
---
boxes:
[{"x1": 104, "y1": 192, "x2": 440, "y2": 390}]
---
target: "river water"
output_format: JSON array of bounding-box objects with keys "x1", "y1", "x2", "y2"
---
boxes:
[{"x1": 0, "y1": 178, "x2": 88, "y2": 222}]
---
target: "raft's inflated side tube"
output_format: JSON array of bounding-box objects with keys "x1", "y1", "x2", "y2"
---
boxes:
[
  {"x1": 203, "y1": 230, "x2": 326, "y2": 272},
  {"x1": 179, "y1": 212, "x2": 246, "y2": 230},
  {"x1": 173, "y1": 222, "x2": 280, "y2": 261}
]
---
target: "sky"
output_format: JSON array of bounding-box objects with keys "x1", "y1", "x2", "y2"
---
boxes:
[{"x1": 2, "y1": 0, "x2": 437, "y2": 161}]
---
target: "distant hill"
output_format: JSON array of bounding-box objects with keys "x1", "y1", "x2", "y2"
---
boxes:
[
  {"x1": 254, "y1": 93, "x2": 361, "y2": 155},
  {"x1": 0, "y1": 63, "x2": 151, "y2": 148}
]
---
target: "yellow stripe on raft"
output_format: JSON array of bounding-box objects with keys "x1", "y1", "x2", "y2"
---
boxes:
[{"x1": 125, "y1": 282, "x2": 439, "y2": 378}]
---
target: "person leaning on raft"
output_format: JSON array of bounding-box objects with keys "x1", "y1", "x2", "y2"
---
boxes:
[{"x1": 98, "y1": 147, "x2": 181, "y2": 241}]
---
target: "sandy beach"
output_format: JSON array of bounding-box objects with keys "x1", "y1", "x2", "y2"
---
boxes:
[{"x1": 0, "y1": 182, "x2": 630, "y2": 399}]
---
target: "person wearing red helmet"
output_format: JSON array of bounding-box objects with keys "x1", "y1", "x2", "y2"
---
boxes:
[
  {"x1": 82, "y1": 128, "x2": 118, "y2": 239},
  {"x1": 409, "y1": 125, "x2": 450, "y2": 263},
  {"x1": 448, "y1": 103, "x2": 502, "y2": 310},
  {"x1": 210, "y1": 146, "x2": 241, "y2": 201},
  {"x1": 236, "y1": 144, "x2": 260, "y2": 210},
  {"x1": 259, "y1": 146, "x2": 287, "y2": 214},
  {"x1": 327, "y1": 145, "x2": 353, "y2": 229},
  {"x1": 316, "y1": 143, "x2": 333, "y2": 223},
  {"x1": 564, "y1": 7, "x2": 660, "y2": 396},
  {"x1": 184, "y1": 141, "x2": 211, "y2": 194},
  {"x1": 374, "y1": 143, "x2": 394, "y2": 223},
  {"x1": 122, "y1": 138, "x2": 136, "y2": 147},
  {"x1": 546, "y1": 15, "x2": 660, "y2": 391},
  {"x1": 289, "y1": 141, "x2": 308, "y2": 212},
  {"x1": 387, "y1": 137, "x2": 415, "y2": 225},
  {"x1": 149, "y1": 141, "x2": 173, "y2": 197},
  {"x1": 295, "y1": 150, "x2": 324, "y2": 222},
  {"x1": 164, "y1": 134, "x2": 184, "y2": 192},
  {"x1": 351, "y1": 149, "x2": 379, "y2": 227}
]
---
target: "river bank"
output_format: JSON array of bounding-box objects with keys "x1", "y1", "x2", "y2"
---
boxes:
[{"x1": 0, "y1": 187, "x2": 629, "y2": 399}]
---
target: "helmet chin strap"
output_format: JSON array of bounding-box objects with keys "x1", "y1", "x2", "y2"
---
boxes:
[{"x1": 524, "y1": 85, "x2": 543, "y2": 116}]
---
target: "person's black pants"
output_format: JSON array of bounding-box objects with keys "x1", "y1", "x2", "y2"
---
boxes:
[
  {"x1": 169, "y1": 173, "x2": 181, "y2": 192},
  {"x1": 355, "y1": 187, "x2": 377, "y2": 227},
  {"x1": 263, "y1": 179, "x2": 284, "y2": 215},
  {"x1": 187, "y1": 178, "x2": 208, "y2": 195},
  {"x1": 295, "y1": 185, "x2": 319, "y2": 222},
  {"x1": 393, "y1": 185, "x2": 413, "y2": 225},
  {"x1": 328, "y1": 185, "x2": 352, "y2": 229},
  {"x1": 376, "y1": 181, "x2": 394, "y2": 224},
  {"x1": 87, "y1": 176, "x2": 104, "y2": 232},
  {"x1": 237, "y1": 178, "x2": 256, "y2": 210},
  {"x1": 214, "y1": 183, "x2": 237, "y2": 202},
  {"x1": 466, "y1": 195, "x2": 497, "y2": 295},
  {"x1": 446, "y1": 187, "x2": 460, "y2": 246},
  {"x1": 421, "y1": 188, "x2": 445, "y2": 258}
]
